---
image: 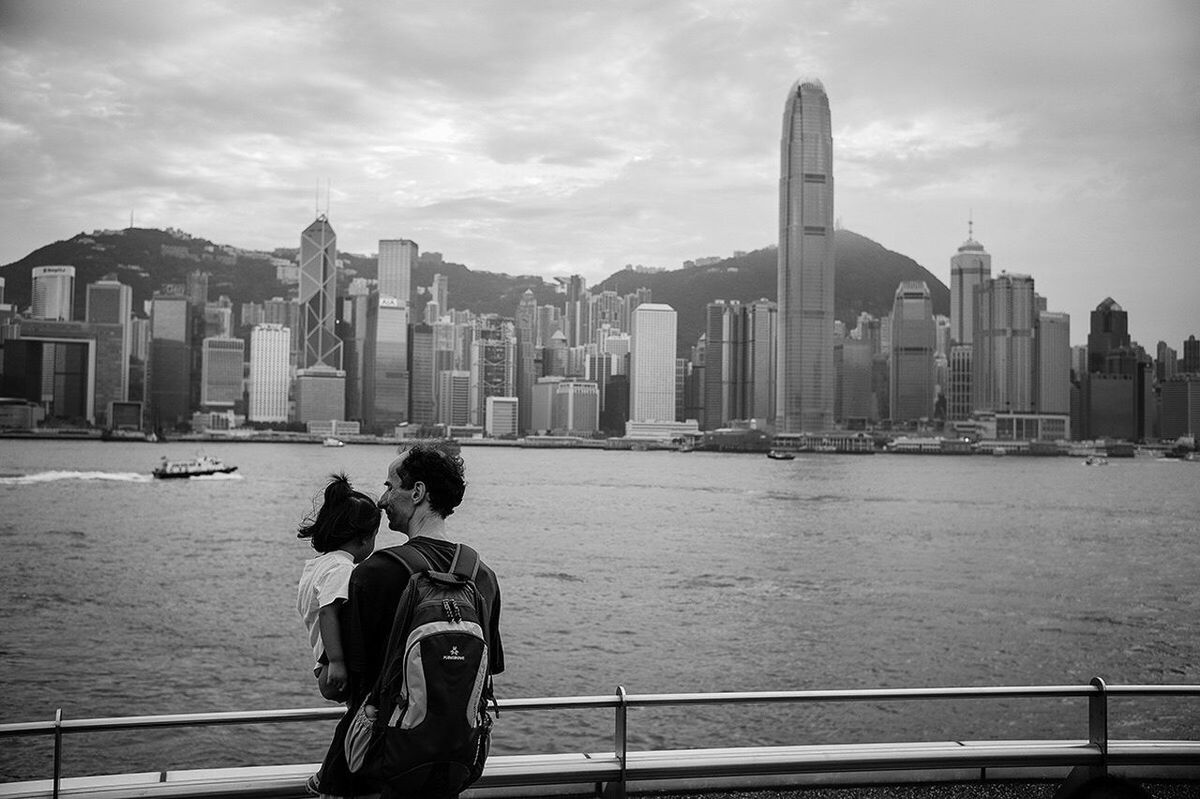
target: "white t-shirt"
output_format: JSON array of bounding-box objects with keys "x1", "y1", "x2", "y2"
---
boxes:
[{"x1": 297, "y1": 550, "x2": 355, "y2": 669}]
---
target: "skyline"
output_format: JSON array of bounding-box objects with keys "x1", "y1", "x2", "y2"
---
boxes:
[{"x1": 1, "y1": 1, "x2": 1198, "y2": 350}]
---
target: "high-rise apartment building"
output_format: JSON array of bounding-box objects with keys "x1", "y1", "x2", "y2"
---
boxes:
[
  {"x1": 889, "y1": 281, "x2": 936, "y2": 423},
  {"x1": 299, "y1": 215, "x2": 343, "y2": 371},
  {"x1": 201, "y1": 337, "x2": 244, "y2": 409},
  {"x1": 378, "y1": 239, "x2": 416, "y2": 306},
  {"x1": 248, "y1": 324, "x2": 290, "y2": 422},
  {"x1": 777, "y1": 80, "x2": 835, "y2": 433},
  {"x1": 949, "y1": 226, "x2": 991, "y2": 346},
  {"x1": 629, "y1": 303, "x2": 677, "y2": 423},
  {"x1": 32, "y1": 266, "x2": 75, "y2": 321}
]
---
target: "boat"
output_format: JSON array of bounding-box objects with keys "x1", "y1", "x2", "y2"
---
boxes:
[
  {"x1": 767, "y1": 450, "x2": 795, "y2": 460},
  {"x1": 153, "y1": 455, "x2": 238, "y2": 479},
  {"x1": 322, "y1": 437, "x2": 345, "y2": 447},
  {"x1": 1083, "y1": 456, "x2": 1109, "y2": 466}
]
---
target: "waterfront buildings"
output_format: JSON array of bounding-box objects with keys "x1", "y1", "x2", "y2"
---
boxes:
[
  {"x1": 949, "y1": 226, "x2": 991, "y2": 347},
  {"x1": 1159, "y1": 375, "x2": 1200, "y2": 437},
  {"x1": 31, "y1": 265, "x2": 75, "y2": 321},
  {"x1": 1037, "y1": 311, "x2": 1071, "y2": 416},
  {"x1": 484, "y1": 396, "x2": 519, "y2": 438},
  {"x1": 149, "y1": 292, "x2": 192, "y2": 430},
  {"x1": 362, "y1": 296, "x2": 409, "y2": 433},
  {"x1": 702, "y1": 299, "x2": 777, "y2": 429},
  {"x1": 777, "y1": 80, "x2": 835, "y2": 433},
  {"x1": 248, "y1": 324, "x2": 290, "y2": 423},
  {"x1": 630, "y1": 303, "x2": 677, "y2": 423},
  {"x1": 85, "y1": 278, "x2": 133, "y2": 405},
  {"x1": 974, "y1": 272, "x2": 1037, "y2": 414}
]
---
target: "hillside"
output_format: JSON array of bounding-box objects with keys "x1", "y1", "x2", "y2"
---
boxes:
[
  {"x1": 1, "y1": 227, "x2": 948, "y2": 352},
  {"x1": 597, "y1": 229, "x2": 950, "y2": 351}
]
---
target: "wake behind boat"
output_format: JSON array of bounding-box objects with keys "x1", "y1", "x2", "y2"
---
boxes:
[{"x1": 153, "y1": 454, "x2": 238, "y2": 479}]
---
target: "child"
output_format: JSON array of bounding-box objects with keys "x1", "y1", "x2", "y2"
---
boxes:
[{"x1": 297, "y1": 472, "x2": 380, "y2": 702}]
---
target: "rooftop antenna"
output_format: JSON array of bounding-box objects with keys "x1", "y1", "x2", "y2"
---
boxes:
[
  {"x1": 968, "y1": 209, "x2": 974, "y2": 240},
  {"x1": 325, "y1": 179, "x2": 331, "y2": 218},
  {"x1": 314, "y1": 179, "x2": 320, "y2": 218}
]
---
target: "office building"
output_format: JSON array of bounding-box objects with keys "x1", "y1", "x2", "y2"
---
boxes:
[
  {"x1": 530, "y1": 376, "x2": 564, "y2": 433},
  {"x1": 149, "y1": 293, "x2": 192, "y2": 429},
  {"x1": 378, "y1": 239, "x2": 416, "y2": 306},
  {"x1": 629, "y1": 303, "x2": 677, "y2": 423},
  {"x1": 1183, "y1": 335, "x2": 1199, "y2": 373},
  {"x1": 974, "y1": 273, "x2": 1037, "y2": 414},
  {"x1": 777, "y1": 80, "x2": 835, "y2": 433},
  {"x1": 469, "y1": 316, "x2": 515, "y2": 428},
  {"x1": 299, "y1": 215, "x2": 343, "y2": 371},
  {"x1": 1156, "y1": 342, "x2": 1178, "y2": 383},
  {"x1": 1, "y1": 319, "x2": 123, "y2": 426},
  {"x1": 437, "y1": 370, "x2": 471, "y2": 426},
  {"x1": 949, "y1": 225, "x2": 991, "y2": 346},
  {"x1": 1037, "y1": 311, "x2": 1071, "y2": 416},
  {"x1": 409, "y1": 323, "x2": 435, "y2": 426},
  {"x1": 515, "y1": 289, "x2": 538, "y2": 435},
  {"x1": 339, "y1": 279, "x2": 371, "y2": 422},
  {"x1": 1159, "y1": 376, "x2": 1200, "y2": 438},
  {"x1": 86, "y1": 278, "x2": 133, "y2": 403},
  {"x1": 362, "y1": 296, "x2": 409, "y2": 432},
  {"x1": 553, "y1": 380, "x2": 600, "y2": 436},
  {"x1": 1087, "y1": 298, "x2": 1130, "y2": 374},
  {"x1": 248, "y1": 324, "x2": 290, "y2": 423},
  {"x1": 32, "y1": 266, "x2": 75, "y2": 321},
  {"x1": 889, "y1": 281, "x2": 936, "y2": 423},
  {"x1": 431, "y1": 274, "x2": 449, "y2": 316},
  {"x1": 485, "y1": 396, "x2": 519, "y2": 438},
  {"x1": 201, "y1": 337, "x2": 244, "y2": 409}
]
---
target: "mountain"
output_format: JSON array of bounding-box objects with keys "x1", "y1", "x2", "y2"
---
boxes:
[
  {"x1": 1, "y1": 227, "x2": 948, "y2": 353},
  {"x1": 597, "y1": 229, "x2": 949, "y2": 351}
]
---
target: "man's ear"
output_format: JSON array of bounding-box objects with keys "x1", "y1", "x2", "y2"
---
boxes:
[{"x1": 412, "y1": 481, "x2": 426, "y2": 503}]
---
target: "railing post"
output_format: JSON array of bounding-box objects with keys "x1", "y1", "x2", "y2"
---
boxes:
[
  {"x1": 52, "y1": 708, "x2": 63, "y2": 799},
  {"x1": 1089, "y1": 676, "x2": 1108, "y2": 775},
  {"x1": 612, "y1": 685, "x2": 628, "y2": 799}
]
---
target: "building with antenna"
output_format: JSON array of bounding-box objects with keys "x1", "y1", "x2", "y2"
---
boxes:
[{"x1": 296, "y1": 214, "x2": 345, "y2": 424}]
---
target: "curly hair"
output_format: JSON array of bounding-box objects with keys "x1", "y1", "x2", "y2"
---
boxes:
[
  {"x1": 297, "y1": 472, "x2": 381, "y2": 552},
  {"x1": 396, "y1": 444, "x2": 467, "y2": 518}
]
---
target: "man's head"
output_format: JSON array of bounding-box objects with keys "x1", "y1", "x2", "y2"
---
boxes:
[{"x1": 378, "y1": 445, "x2": 467, "y2": 533}]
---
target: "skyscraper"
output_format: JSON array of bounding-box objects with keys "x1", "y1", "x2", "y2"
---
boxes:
[
  {"x1": 362, "y1": 296, "x2": 409, "y2": 433},
  {"x1": 299, "y1": 215, "x2": 343, "y2": 371},
  {"x1": 201, "y1": 337, "x2": 245, "y2": 409},
  {"x1": 1036, "y1": 311, "x2": 1071, "y2": 416},
  {"x1": 777, "y1": 80, "x2": 835, "y2": 433},
  {"x1": 889, "y1": 281, "x2": 936, "y2": 423},
  {"x1": 86, "y1": 278, "x2": 133, "y2": 403},
  {"x1": 249, "y1": 324, "x2": 290, "y2": 422},
  {"x1": 629, "y1": 303, "x2": 677, "y2": 423},
  {"x1": 950, "y1": 224, "x2": 991, "y2": 346},
  {"x1": 974, "y1": 272, "x2": 1037, "y2": 414},
  {"x1": 1087, "y1": 298, "x2": 1130, "y2": 374},
  {"x1": 32, "y1": 266, "x2": 75, "y2": 321},
  {"x1": 378, "y1": 239, "x2": 416, "y2": 306}
]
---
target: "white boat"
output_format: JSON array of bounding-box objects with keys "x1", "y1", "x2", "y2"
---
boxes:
[
  {"x1": 767, "y1": 450, "x2": 795, "y2": 460},
  {"x1": 322, "y1": 438, "x2": 345, "y2": 447},
  {"x1": 153, "y1": 455, "x2": 237, "y2": 479}
]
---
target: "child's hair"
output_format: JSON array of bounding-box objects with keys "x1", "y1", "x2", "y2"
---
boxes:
[{"x1": 297, "y1": 472, "x2": 381, "y2": 553}]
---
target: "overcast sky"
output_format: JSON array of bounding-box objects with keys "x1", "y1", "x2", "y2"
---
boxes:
[{"x1": 2, "y1": 0, "x2": 1197, "y2": 347}]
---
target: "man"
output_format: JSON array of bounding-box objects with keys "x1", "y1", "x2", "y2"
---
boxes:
[{"x1": 314, "y1": 444, "x2": 504, "y2": 798}]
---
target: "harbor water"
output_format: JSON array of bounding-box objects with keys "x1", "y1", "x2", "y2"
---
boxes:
[{"x1": 1, "y1": 440, "x2": 1198, "y2": 781}]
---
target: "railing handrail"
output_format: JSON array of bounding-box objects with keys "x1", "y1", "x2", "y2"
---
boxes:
[{"x1": 3, "y1": 681, "x2": 1198, "y2": 739}]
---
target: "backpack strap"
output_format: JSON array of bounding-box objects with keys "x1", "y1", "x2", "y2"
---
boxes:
[
  {"x1": 448, "y1": 543, "x2": 480, "y2": 582},
  {"x1": 375, "y1": 543, "x2": 432, "y2": 577}
]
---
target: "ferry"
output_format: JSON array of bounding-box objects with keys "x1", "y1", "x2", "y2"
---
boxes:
[
  {"x1": 152, "y1": 455, "x2": 238, "y2": 479},
  {"x1": 767, "y1": 449, "x2": 796, "y2": 460}
]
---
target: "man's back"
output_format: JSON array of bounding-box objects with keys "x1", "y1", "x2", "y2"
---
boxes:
[{"x1": 343, "y1": 536, "x2": 504, "y2": 705}]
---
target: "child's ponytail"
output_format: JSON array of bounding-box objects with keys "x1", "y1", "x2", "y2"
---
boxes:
[{"x1": 298, "y1": 472, "x2": 382, "y2": 553}]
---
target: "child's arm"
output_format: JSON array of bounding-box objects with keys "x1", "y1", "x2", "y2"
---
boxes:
[{"x1": 318, "y1": 600, "x2": 348, "y2": 699}]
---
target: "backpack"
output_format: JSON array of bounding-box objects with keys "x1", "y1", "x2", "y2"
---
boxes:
[{"x1": 345, "y1": 543, "x2": 496, "y2": 799}]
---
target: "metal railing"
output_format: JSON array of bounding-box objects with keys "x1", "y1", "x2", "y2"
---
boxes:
[{"x1": 2, "y1": 678, "x2": 1198, "y2": 799}]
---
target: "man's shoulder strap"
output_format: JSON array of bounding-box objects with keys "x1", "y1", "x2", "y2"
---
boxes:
[
  {"x1": 374, "y1": 544, "x2": 430, "y2": 577},
  {"x1": 376, "y1": 541, "x2": 480, "y2": 582},
  {"x1": 449, "y1": 543, "x2": 480, "y2": 582}
]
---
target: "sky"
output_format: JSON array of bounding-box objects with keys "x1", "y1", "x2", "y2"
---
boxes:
[{"x1": 1, "y1": 0, "x2": 1197, "y2": 348}]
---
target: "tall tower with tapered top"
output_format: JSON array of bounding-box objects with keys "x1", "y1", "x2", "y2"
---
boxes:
[{"x1": 777, "y1": 80, "x2": 835, "y2": 433}]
